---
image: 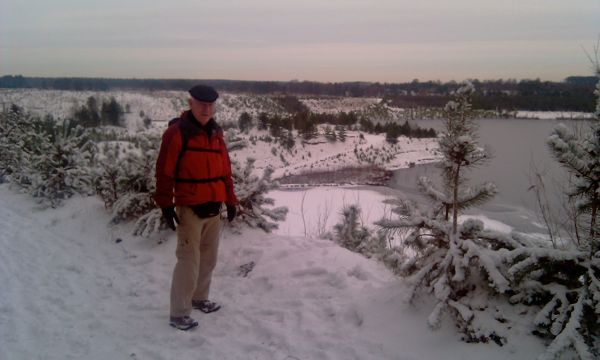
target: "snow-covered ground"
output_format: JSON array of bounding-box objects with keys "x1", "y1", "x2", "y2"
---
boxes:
[
  {"x1": 515, "y1": 110, "x2": 594, "y2": 119},
  {"x1": 269, "y1": 187, "x2": 393, "y2": 238},
  {"x1": 0, "y1": 184, "x2": 546, "y2": 360},
  {"x1": 300, "y1": 97, "x2": 381, "y2": 114},
  {"x1": 233, "y1": 128, "x2": 440, "y2": 179}
]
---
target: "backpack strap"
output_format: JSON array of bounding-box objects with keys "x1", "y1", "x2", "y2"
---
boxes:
[
  {"x1": 175, "y1": 176, "x2": 225, "y2": 184},
  {"x1": 171, "y1": 116, "x2": 225, "y2": 182},
  {"x1": 169, "y1": 117, "x2": 190, "y2": 180}
]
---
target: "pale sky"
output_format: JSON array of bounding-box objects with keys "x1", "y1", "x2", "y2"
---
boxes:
[{"x1": 1, "y1": 0, "x2": 599, "y2": 82}]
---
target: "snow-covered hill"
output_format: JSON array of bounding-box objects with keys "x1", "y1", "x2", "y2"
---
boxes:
[
  {"x1": 0, "y1": 88, "x2": 442, "y2": 180},
  {"x1": 0, "y1": 184, "x2": 545, "y2": 360}
]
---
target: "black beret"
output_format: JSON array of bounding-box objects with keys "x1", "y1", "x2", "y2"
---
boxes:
[{"x1": 188, "y1": 85, "x2": 219, "y2": 102}]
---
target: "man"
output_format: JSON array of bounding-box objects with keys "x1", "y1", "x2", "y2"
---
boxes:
[{"x1": 154, "y1": 84, "x2": 238, "y2": 331}]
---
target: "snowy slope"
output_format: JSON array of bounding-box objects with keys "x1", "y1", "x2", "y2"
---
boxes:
[
  {"x1": 0, "y1": 184, "x2": 545, "y2": 360},
  {"x1": 230, "y1": 129, "x2": 440, "y2": 179},
  {"x1": 0, "y1": 88, "x2": 442, "y2": 179}
]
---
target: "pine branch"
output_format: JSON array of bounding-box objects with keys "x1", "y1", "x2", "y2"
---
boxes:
[
  {"x1": 461, "y1": 239, "x2": 510, "y2": 293},
  {"x1": 448, "y1": 299, "x2": 474, "y2": 324},
  {"x1": 417, "y1": 176, "x2": 450, "y2": 204},
  {"x1": 538, "y1": 287, "x2": 595, "y2": 360},
  {"x1": 455, "y1": 182, "x2": 498, "y2": 210},
  {"x1": 427, "y1": 301, "x2": 446, "y2": 329}
]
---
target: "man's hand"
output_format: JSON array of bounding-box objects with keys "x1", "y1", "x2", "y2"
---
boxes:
[
  {"x1": 161, "y1": 206, "x2": 179, "y2": 231},
  {"x1": 226, "y1": 204, "x2": 237, "y2": 222}
]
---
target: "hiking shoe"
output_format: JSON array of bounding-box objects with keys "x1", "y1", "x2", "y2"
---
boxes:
[
  {"x1": 192, "y1": 300, "x2": 221, "y2": 314},
  {"x1": 169, "y1": 315, "x2": 198, "y2": 331}
]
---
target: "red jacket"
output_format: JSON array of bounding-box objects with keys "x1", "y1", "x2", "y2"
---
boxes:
[{"x1": 154, "y1": 111, "x2": 237, "y2": 208}]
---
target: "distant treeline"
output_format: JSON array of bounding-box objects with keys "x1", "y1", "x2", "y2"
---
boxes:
[{"x1": 1, "y1": 75, "x2": 597, "y2": 112}]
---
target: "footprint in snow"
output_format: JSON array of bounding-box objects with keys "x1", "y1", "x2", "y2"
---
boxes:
[
  {"x1": 347, "y1": 265, "x2": 372, "y2": 281},
  {"x1": 290, "y1": 267, "x2": 328, "y2": 278}
]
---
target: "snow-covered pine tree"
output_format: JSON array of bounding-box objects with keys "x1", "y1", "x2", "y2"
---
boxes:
[
  {"x1": 231, "y1": 158, "x2": 288, "y2": 232},
  {"x1": 336, "y1": 125, "x2": 347, "y2": 142},
  {"x1": 26, "y1": 119, "x2": 95, "y2": 207},
  {"x1": 334, "y1": 205, "x2": 369, "y2": 250},
  {"x1": 237, "y1": 112, "x2": 253, "y2": 133},
  {"x1": 324, "y1": 125, "x2": 337, "y2": 143},
  {"x1": 102, "y1": 133, "x2": 161, "y2": 234},
  {"x1": 94, "y1": 143, "x2": 124, "y2": 209},
  {"x1": 91, "y1": 129, "x2": 164, "y2": 237},
  {"x1": 1, "y1": 108, "x2": 95, "y2": 207},
  {"x1": 334, "y1": 204, "x2": 387, "y2": 257},
  {"x1": 300, "y1": 119, "x2": 319, "y2": 143},
  {"x1": 224, "y1": 128, "x2": 249, "y2": 152},
  {"x1": 282, "y1": 129, "x2": 295, "y2": 151},
  {"x1": 437, "y1": 82, "x2": 497, "y2": 233},
  {"x1": 377, "y1": 82, "x2": 517, "y2": 343},
  {"x1": 0, "y1": 106, "x2": 31, "y2": 184},
  {"x1": 506, "y1": 62, "x2": 600, "y2": 360}
]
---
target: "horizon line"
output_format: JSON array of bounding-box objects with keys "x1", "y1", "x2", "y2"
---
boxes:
[{"x1": 0, "y1": 73, "x2": 594, "y2": 85}]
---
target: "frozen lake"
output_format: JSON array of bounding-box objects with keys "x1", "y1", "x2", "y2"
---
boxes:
[{"x1": 389, "y1": 117, "x2": 590, "y2": 234}]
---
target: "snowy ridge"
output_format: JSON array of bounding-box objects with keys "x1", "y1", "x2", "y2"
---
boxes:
[{"x1": 0, "y1": 185, "x2": 545, "y2": 360}]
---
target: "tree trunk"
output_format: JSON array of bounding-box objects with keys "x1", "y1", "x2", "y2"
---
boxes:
[
  {"x1": 590, "y1": 189, "x2": 598, "y2": 253},
  {"x1": 452, "y1": 163, "x2": 461, "y2": 234}
]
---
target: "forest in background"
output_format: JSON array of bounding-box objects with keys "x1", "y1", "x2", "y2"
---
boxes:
[{"x1": 0, "y1": 74, "x2": 597, "y2": 112}]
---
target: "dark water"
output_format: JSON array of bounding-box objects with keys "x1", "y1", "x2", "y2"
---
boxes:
[{"x1": 388, "y1": 118, "x2": 585, "y2": 233}]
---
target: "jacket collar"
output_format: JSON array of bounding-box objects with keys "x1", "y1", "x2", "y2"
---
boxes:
[{"x1": 181, "y1": 110, "x2": 220, "y2": 137}]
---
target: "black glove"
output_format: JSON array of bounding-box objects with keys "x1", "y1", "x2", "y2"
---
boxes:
[
  {"x1": 161, "y1": 206, "x2": 179, "y2": 231},
  {"x1": 226, "y1": 204, "x2": 237, "y2": 222}
]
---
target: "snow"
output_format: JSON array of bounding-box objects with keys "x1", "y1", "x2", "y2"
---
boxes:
[
  {"x1": 300, "y1": 97, "x2": 381, "y2": 114},
  {"x1": 0, "y1": 183, "x2": 546, "y2": 360},
  {"x1": 234, "y1": 128, "x2": 440, "y2": 179},
  {"x1": 268, "y1": 187, "x2": 393, "y2": 238},
  {"x1": 0, "y1": 88, "x2": 187, "y2": 131},
  {"x1": 460, "y1": 214, "x2": 513, "y2": 233},
  {"x1": 515, "y1": 111, "x2": 594, "y2": 120}
]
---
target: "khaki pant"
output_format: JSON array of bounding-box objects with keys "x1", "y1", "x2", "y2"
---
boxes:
[{"x1": 170, "y1": 206, "x2": 222, "y2": 317}]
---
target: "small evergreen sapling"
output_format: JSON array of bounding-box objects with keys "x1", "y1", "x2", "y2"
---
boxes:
[
  {"x1": 231, "y1": 158, "x2": 288, "y2": 232},
  {"x1": 27, "y1": 119, "x2": 95, "y2": 207},
  {"x1": 333, "y1": 205, "x2": 387, "y2": 257},
  {"x1": 112, "y1": 134, "x2": 161, "y2": 234},
  {"x1": 237, "y1": 112, "x2": 253, "y2": 133},
  {"x1": 93, "y1": 131, "x2": 164, "y2": 236},
  {"x1": 377, "y1": 82, "x2": 515, "y2": 343},
  {"x1": 334, "y1": 205, "x2": 369, "y2": 250},
  {"x1": 226, "y1": 131, "x2": 288, "y2": 233}
]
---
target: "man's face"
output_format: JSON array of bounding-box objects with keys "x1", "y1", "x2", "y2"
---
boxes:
[{"x1": 189, "y1": 98, "x2": 215, "y2": 125}]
